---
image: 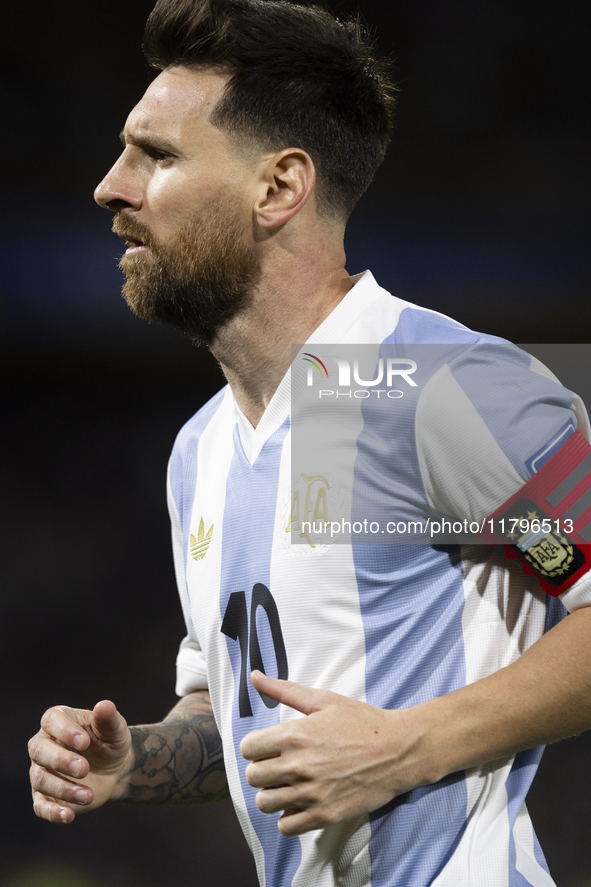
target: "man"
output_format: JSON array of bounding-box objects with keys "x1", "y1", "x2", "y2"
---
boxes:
[{"x1": 28, "y1": 1, "x2": 591, "y2": 885}]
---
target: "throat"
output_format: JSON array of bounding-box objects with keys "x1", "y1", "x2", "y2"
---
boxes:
[{"x1": 219, "y1": 363, "x2": 282, "y2": 430}]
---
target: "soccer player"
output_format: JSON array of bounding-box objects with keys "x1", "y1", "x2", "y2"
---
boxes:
[{"x1": 28, "y1": 1, "x2": 591, "y2": 885}]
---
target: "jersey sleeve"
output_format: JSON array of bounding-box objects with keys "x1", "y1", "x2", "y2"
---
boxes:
[
  {"x1": 167, "y1": 459, "x2": 209, "y2": 695},
  {"x1": 415, "y1": 342, "x2": 591, "y2": 612}
]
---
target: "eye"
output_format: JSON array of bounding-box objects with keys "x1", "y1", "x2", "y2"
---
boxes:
[
  {"x1": 144, "y1": 146, "x2": 175, "y2": 166},
  {"x1": 153, "y1": 150, "x2": 174, "y2": 165}
]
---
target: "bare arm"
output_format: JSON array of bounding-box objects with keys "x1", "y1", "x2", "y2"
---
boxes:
[
  {"x1": 241, "y1": 606, "x2": 591, "y2": 835},
  {"x1": 29, "y1": 690, "x2": 227, "y2": 824},
  {"x1": 416, "y1": 605, "x2": 591, "y2": 779},
  {"x1": 116, "y1": 691, "x2": 228, "y2": 805}
]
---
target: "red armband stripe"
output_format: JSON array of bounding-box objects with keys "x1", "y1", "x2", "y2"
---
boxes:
[
  {"x1": 481, "y1": 430, "x2": 591, "y2": 597},
  {"x1": 566, "y1": 493, "x2": 591, "y2": 534},
  {"x1": 547, "y1": 452, "x2": 591, "y2": 507}
]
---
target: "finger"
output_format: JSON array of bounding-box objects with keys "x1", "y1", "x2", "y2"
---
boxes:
[
  {"x1": 32, "y1": 790, "x2": 76, "y2": 825},
  {"x1": 91, "y1": 700, "x2": 128, "y2": 746},
  {"x1": 28, "y1": 734, "x2": 90, "y2": 780},
  {"x1": 249, "y1": 671, "x2": 333, "y2": 717},
  {"x1": 245, "y1": 758, "x2": 295, "y2": 789},
  {"x1": 30, "y1": 763, "x2": 93, "y2": 807},
  {"x1": 240, "y1": 725, "x2": 284, "y2": 761},
  {"x1": 256, "y1": 786, "x2": 308, "y2": 815},
  {"x1": 40, "y1": 707, "x2": 90, "y2": 751},
  {"x1": 278, "y1": 807, "x2": 321, "y2": 837}
]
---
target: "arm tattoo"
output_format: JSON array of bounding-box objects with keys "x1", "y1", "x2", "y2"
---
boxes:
[{"x1": 118, "y1": 692, "x2": 229, "y2": 805}]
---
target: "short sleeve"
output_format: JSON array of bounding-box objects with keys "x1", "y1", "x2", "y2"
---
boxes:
[
  {"x1": 415, "y1": 342, "x2": 591, "y2": 612},
  {"x1": 167, "y1": 461, "x2": 208, "y2": 695},
  {"x1": 416, "y1": 342, "x2": 583, "y2": 522}
]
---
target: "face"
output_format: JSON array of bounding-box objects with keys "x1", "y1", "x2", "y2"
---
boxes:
[{"x1": 94, "y1": 67, "x2": 260, "y2": 346}]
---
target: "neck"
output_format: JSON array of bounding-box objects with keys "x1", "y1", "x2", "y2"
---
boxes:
[{"x1": 211, "y1": 243, "x2": 351, "y2": 428}]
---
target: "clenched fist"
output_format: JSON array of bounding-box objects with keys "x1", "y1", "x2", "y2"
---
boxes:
[{"x1": 28, "y1": 700, "x2": 132, "y2": 823}]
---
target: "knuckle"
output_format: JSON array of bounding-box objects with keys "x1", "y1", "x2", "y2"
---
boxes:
[
  {"x1": 32, "y1": 767, "x2": 51, "y2": 795},
  {"x1": 29, "y1": 762, "x2": 40, "y2": 788},
  {"x1": 29, "y1": 737, "x2": 55, "y2": 771},
  {"x1": 313, "y1": 808, "x2": 331, "y2": 827},
  {"x1": 40, "y1": 705, "x2": 70, "y2": 735},
  {"x1": 282, "y1": 726, "x2": 301, "y2": 751},
  {"x1": 27, "y1": 735, "x2": 40, "y2": 760},
  {"x1": 32, "y1": 797, "x2": 43, "y2": 819},
  {"x1": 32, "y1": 793, "x2": 51, "y2": 822},
  {"x1": 49, "y1": 746, "x2": 68, "y2": 774},
  {"x1": 292, "y1": 783, "x2": 313, "y2": 806},
  {"x1": 284, "y1": 757, "x2": 303, "y2": 780},
  {"x1": 40, "y1": 707, "x2": 56, "y2": 731}
]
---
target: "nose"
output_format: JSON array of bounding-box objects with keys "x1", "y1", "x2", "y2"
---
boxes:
[{"x1": 94, "y1": 154, "x2": 142, "y2": 213}]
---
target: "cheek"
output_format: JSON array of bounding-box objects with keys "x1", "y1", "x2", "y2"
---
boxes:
[{"x1": 144, "y1": 174, "x2": 211, "y2": 237}]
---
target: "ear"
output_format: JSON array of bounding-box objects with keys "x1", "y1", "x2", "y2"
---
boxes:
[{"x1": 254, "y1": 148, "x2": 316, "y2": 229}]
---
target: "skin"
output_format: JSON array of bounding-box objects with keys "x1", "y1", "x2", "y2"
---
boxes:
[
  {"x1": 29, "y1": 693, "x2": 228, "y2": 823},
  {"x1": 29, "y1": 65, "x2": 591, "y2": 835},
  {"x1": 93, "y1": 65, "x2": 352, "y2": 427}
]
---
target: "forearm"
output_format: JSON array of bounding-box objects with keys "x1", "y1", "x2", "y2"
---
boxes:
[
  {"x1": 113, "y1": 691, "x2": 229, "y2": 805},
  {"x1": 414, "y1": 605, "x2": 591, "y2": 784},
  {"x1": 235, "y1": 607, "x2": 591, "y2": 836}
]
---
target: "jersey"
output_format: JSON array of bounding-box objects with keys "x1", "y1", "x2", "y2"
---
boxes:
[{"x1": 167, "y1": 271, "x2": 591, "y2": 887}]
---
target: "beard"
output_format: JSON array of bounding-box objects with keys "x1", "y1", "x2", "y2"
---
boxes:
[{"x1": 114, "y1": 194, "x2": 261, "y2": 347}]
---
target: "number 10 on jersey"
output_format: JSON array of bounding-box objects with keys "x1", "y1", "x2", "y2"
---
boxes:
[{"x1": 221, "y1": 583, "x2": 288, "y2": 718}]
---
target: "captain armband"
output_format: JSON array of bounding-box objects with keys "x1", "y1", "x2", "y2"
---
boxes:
[{"x1": 481, "y1": 431, "x2": 591, "y2": 596}]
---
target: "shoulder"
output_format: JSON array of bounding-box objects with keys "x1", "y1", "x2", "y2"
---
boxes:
[
  {"x1": 354, "y1": 271, "x2": 506, "y2": 347},
  {"x1": 367, "y1": 275, "x2": 557, "y2": 393},
  {"x1": 171, "y1": 385, "x2": 231, "y2": 461},
  {"x1": 167, "y1": 385, "x2": 232, "y2": 511},
  {"x1": 385, "y1": 294, "x2": 504, "y2": 348}
]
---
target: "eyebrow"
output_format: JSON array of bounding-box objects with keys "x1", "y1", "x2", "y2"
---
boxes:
[{"x1": 119, "y1": 129, "x2": 180, "y2": 156}]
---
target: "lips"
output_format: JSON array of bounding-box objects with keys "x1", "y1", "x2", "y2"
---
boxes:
[
  {"x1": 116, "y1": 232, "x2": 144, "y2": 247},
  {"x1": 113, "y1": 229, "x2": 151, "y2": 258}
]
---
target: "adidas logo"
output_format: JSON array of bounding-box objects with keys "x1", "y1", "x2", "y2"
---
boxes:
[{"x1": 190, "y1": 518, "x2": 214, "y2": 561}]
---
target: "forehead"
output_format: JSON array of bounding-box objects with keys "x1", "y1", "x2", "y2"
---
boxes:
[{"x1": 124, "y1": 66, "x2": 230, "y2": 146}]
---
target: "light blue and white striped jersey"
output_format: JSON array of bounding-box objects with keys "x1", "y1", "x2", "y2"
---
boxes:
[{"x1": 167, "y1": 271, "x2": 591, "y2": 887}]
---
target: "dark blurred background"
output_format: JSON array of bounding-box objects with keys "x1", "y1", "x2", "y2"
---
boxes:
[{"x1": 1, "y1": 0, "x2": 590, "y2": 885}]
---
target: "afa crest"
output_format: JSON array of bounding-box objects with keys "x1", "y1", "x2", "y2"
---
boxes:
[
  {"x1": 500, "y1": 498, "x2": 584, "y2": 587},
  {"x1": 286, "y1": 473, "x2": 330, "y2": 548},
  {"x1": 523, "y1": 531, "x2": 575, "y2": 579}
]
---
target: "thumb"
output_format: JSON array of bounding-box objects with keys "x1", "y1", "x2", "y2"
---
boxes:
[
  {"x1": 92, "y1": 700, "x2": 128, "y2": 745},
  {"x1": 250, "y1": 671, "x2": 332, "y2": 716}
]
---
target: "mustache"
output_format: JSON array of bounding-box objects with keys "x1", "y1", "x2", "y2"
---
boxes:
[{"x1": 112, "y1": 215, "x2": 155, "y2": 248}]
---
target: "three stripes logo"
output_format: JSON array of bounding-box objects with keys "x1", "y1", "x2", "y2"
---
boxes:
[{"x1": 190, "y1": 518, "x2": 214, "y2": 561}]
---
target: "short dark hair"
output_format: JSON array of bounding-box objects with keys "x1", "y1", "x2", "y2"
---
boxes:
[{"x1": 143, "y1": 0, "x2": 397, "y2": 219}]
